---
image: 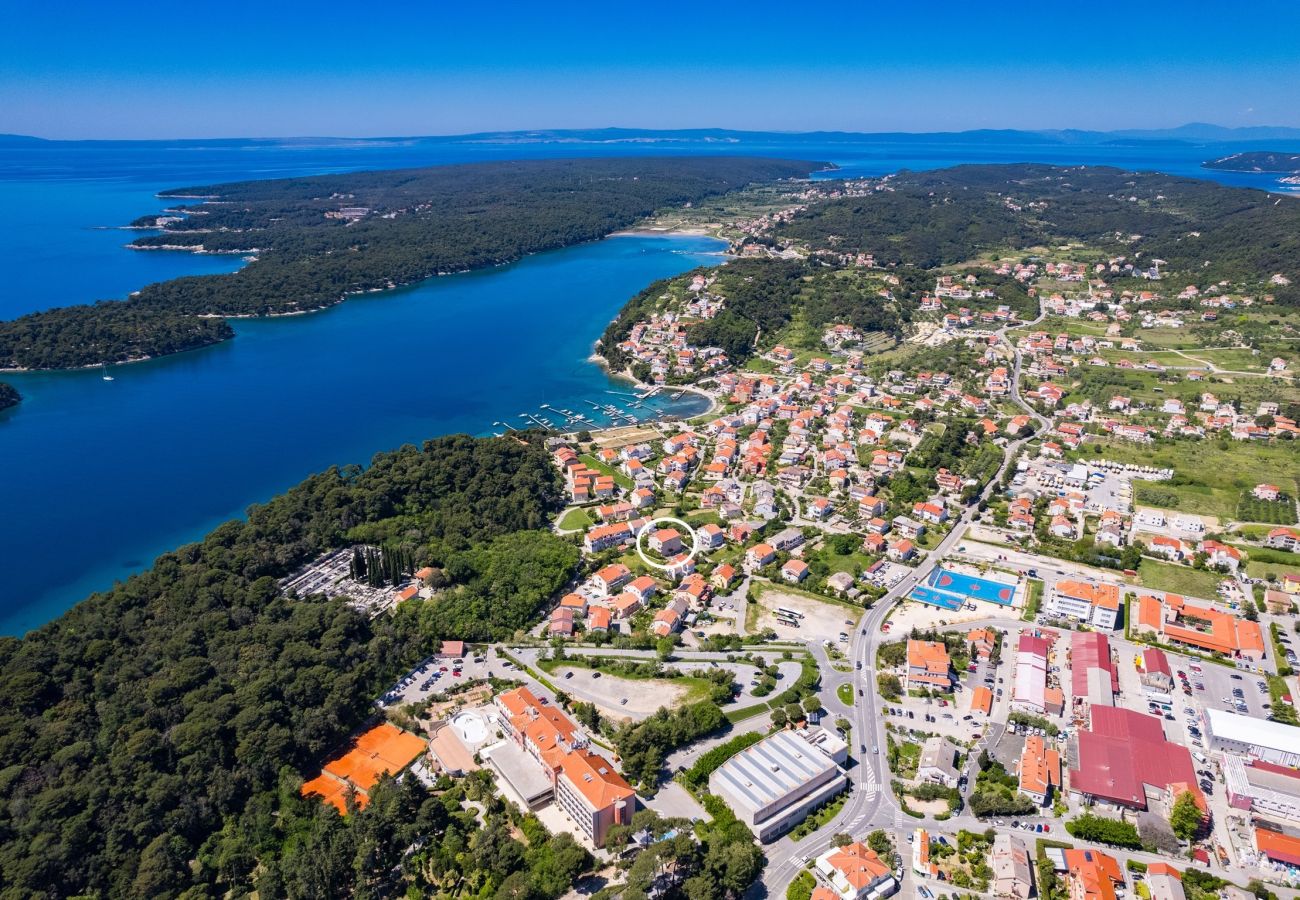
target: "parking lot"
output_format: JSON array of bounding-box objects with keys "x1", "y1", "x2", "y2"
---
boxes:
[
  {"x1": 378, "y1": 648, "x2": 501, "y2": 708},
  {"x1": 1015, "y1": 459, "x2": 1133, "y2": 515}
]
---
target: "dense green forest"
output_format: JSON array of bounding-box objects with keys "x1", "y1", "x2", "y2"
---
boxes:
[
  {"x1": 598, "y1": 258, "x2": 904, "y2": 369},
  {"x1": 0, "y1": 158, "x2": 819, "y2": 370},
  {"x1": 250, "y1": 769, "x2": 593, "y2": 898},
  {"x1": 0, "y1": 433, "x2": 574, "y2": 896},
  {"x1": 777, "y1": 164, "x2": 1300, "y2": 298},
  {"x1": 0, "y1": 381, "x2": 19, "y2": 411},
  {"x1": 0, "y1": 300, "x2": 233, "y2": 370}
]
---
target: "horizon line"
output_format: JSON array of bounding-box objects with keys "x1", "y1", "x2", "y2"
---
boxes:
[{"x1": 7, "y1": 122, "x2": 1300, "y2": 144}]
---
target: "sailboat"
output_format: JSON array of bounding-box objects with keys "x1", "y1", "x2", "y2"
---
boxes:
[{"x1": 101, "y1": 362, "x2": 114, "y2": 382}]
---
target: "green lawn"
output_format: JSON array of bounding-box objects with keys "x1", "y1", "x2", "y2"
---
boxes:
[
  {"x1": 887, "y1": 738, "x2": 922, "y2": 779},
  {"x1": 837, "y1": 683, "x2": 854, "y2": 706},
  {"x1": 558, "y1": 507, "x2": 593, "y2": 530},
  {"x1": 1023, "y1": 578, "x2": 1044, "y2": 621},
  {"x1": 1246, "y1": 560, "x2": 1300, "y2": 582},
  {"x1": 789, "y1": 789, "x2": 849, "y2": 841},
  {"x1": 1137, "y1": 559, "x2": 1225, "y2": 600}
]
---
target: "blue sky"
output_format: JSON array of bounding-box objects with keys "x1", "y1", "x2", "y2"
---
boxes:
[{"x1": 4, "y1": 0, "x2": 1300, "y2": 139}]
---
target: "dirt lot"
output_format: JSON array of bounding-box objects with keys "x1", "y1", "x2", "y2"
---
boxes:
[
  {"x1": 587, "y1": 423, "x2": 665, "y2": 450},
  {"x1": 751, "y1": 585, "x2": 859, "y2": 644},
  {"x1": 551, "y1": 666, "x2": 692, "y2": 722},
  {"x1": 885, "y1": 598, "x2": 990, "y2": 635}
]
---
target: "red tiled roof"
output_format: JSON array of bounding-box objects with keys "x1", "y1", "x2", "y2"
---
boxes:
[
  {"x1": 1069, "y1": 707, "x2": 1199, "y2": 809},
  {"x1": 1071, "y1": 631, "x2": 1116, "y2": 697}
]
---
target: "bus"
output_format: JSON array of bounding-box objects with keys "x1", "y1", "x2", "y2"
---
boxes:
[{"x1": 775, "y1": 607, "x2": 805, "y2": 620}]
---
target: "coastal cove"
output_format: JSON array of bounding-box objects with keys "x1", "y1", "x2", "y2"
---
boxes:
[
  {"x1": 4, "y1": 133, "x2": 1300, "y2": 636},
  {"x1": 0, "y1": 233, "x2": 721, "y2": 635}
]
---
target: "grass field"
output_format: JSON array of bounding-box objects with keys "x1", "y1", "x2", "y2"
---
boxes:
[
  {"x1": 1246, "y1": 560, "x2": 1300, "y2": 581},
  {"x1": 558, "y1": 507, "x2": 593, "y2": 530},
  {"x1": 1076, "y1": 438, "x2": 1300, "y2": 521},
  {"x1": 1137, "y1": 559, "x2": 1225, "y2": 600}
]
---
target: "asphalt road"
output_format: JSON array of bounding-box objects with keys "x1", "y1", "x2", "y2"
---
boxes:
[{"x1": 758, "y1": 318, "x2": 1049, "y2": 894}]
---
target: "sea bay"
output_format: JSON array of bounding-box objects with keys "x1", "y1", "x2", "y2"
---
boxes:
[{"x1": 2, "y1": 134, "x2": 1298, "y2": 634}]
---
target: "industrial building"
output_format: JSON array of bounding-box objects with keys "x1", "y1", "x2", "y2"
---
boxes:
[
  {"x1": 1204, "y1": 708, "x2": 1300, "y2": 767},
  {"x1": 709, "y1": 728, "x2": 848, "y2": 842},
  {"x1": 1068, "y1": 707, "x2": 1202, "y2": 812},
  {"x1": 1223, "y1": 756, "x2": 1300, "y2": 824}
]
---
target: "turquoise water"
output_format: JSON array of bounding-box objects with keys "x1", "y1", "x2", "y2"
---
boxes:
[
  {"x1": 2, "y1": 134, "x2": 1298, "y2": 634},
  {"x1": 0, "y1": 234, "x2": 720, "y2": 634}
]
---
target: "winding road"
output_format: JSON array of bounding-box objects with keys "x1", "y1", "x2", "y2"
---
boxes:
[{"x1": 758, "y1": 314, "x2": 1051, "y2": 894}]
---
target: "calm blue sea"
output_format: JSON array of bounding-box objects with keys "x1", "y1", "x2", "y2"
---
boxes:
[{"x1": 1, "y1": 135, "x2": 1297, "y2": 634}]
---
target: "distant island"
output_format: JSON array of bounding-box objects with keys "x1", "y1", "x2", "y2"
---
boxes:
[
  {"x1": 0, "y1": 157, "x2": 821, "y2": 370},
  {"x1": 1204, "y1": 150, "x2": 1300, "y2": 174},
  {"x1": 0, "y1": 382, "x2": 20, "y2": 412}
]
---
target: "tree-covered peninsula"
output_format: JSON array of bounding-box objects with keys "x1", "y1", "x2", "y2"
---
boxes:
[
  {"x1": 0, "y1": 157, "x2": 822, "y2": 370},
  {"x1": 0, "y1": 381, "x2": 19, "y2": 411},
  {"x1": 1203, "y1": 150, "x2": 1300, "y2": 173},
  {"x1": 0, "y1": 432, "x2": 584, "y2": 896}
]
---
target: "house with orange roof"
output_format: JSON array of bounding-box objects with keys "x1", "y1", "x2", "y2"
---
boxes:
[
  {"x1": 888, "y1": 539, "x2": 915, "y2": 561},
  {"x1": 1051, "y1": 580, "x2": 1122, "y2": 630},
  {"x1": 745, "y1": 542, "x2": 776, "y2": 572},
  {"x1": 970, "y1": 685, "x2": 993, "y2": 716},
  {"x1": 1149, "y1": 535, "x2": 1185, "y2": 561},
  {"x1": 649, "y1": 527, "x2": 684, "y2": 555},
  {"x1": 782, "y1": 559, "x2": 810, "y2": 583},
  {"x1": 905, "y1": 640, "x2": 952, "y2": 691},
  {"x1": 492, "y1": 687, "x2": 635, "y2": 847},
  {"x1": 611, "y1": 593, "x2": 643, "y2": 619},
  {"x1": 1134, "y1": 592, "x2": 1265, "y2": 660},
  {"x1": 558, "y1": 592, "x2": 588, "y2": 616},
  {"x1": 651, "y1": 606, "x2": 682, "y2": 637},
  {"x1": 911, "y1": 828, "x2": 933, "y2": 876},
  {"x1": 592, "y1": 563, "x2": 633, "y2": 596},
  {"x1": 1016, "y1": 734, "x2": 1060, "y2": 805},
  {"x1": 814, "y1": 841, "x2": 897, "y2": 899},
  {"x1": 711, "y1": 563, "x2": 738, "y2": 591},
  {"x1": 587, "y1": 606, "x2": 612, "y2": 633},
  {"x1": 1063, "y1": 848, "x2": 1124, "y2": 900},
  {"x1": 967, "y1": 628, "x2": 996, "y2": 659},
  {"x1": 698, "y1": 523, "x2": 725, "y2": 549}
]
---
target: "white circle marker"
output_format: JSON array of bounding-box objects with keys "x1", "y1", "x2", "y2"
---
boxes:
[{"x1": 634, "y1": 516, "x2": 702, "y2": 573}]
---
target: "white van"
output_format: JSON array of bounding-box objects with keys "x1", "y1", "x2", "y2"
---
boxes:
[{"x1": 1192, "y1": 751, "x2": 1209, "y2": 766}]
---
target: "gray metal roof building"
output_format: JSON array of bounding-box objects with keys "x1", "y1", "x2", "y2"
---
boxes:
[{"x1": 709, "y1": 729, "x2": 847, "y2": 842}]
